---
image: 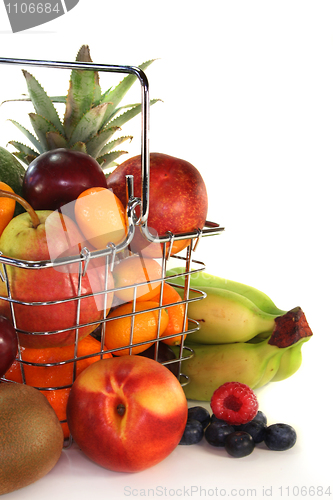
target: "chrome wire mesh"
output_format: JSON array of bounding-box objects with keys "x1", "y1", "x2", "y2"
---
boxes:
[{"x1": 0, "y1": 56, "x2": 224, "y2": 443}]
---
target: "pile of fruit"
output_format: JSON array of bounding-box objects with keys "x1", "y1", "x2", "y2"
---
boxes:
[
  {"x1": 180, "y1": 383, "x2": 297, "y2": 458},
  {"x1": 0, "y1": 46, "x2": 314, "y2": 495}
]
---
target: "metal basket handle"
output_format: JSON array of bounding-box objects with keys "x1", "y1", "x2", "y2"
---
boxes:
[{"x1": 0, "y1": 56, "x2": 151, "y2": 227}]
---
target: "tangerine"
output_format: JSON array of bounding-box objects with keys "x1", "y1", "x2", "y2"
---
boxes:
[
  {"x1": 4, "y1": 335, "x2": 112, "y2": 438},
  {"x1": 151, "y1": 283, "x2": 188, "y2": 345},
  {"x1": 112, "y1": 255, "x2": 163, "y2": 303},
  {"x1": 74, "y1": 187, "x2": 127, "y2": 249},
  {"x1": 0, "y1": 182, "x2": 16, "y2": 236},
  {"x1": 104, "y1": 301, "x2": 169, "y2": 355}
]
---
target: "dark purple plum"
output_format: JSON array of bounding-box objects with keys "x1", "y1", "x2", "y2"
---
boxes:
[
  {"x1": 22, "y1": 149, "x2": 107, "y2": 211},
  {"x1": 0, "y1": 316, "x2": 18, "y2": 378}
]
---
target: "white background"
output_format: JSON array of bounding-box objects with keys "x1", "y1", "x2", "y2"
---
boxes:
[{"x1": 0, "y1": 1, "x2": 332, "y2": 499}]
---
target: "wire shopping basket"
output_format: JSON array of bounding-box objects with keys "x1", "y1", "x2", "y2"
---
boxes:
[{"x1": 0, "y1": 55, "x2": 224, "y2": 441}]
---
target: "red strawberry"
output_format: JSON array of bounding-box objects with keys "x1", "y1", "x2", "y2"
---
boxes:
[{"x1": 210, "y1": 382, "x2": 259, "y2": 425}]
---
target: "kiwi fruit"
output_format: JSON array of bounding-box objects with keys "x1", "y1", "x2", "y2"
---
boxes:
[{"x1": 0, "y1": 383, "x2": 64, "y2": 495}]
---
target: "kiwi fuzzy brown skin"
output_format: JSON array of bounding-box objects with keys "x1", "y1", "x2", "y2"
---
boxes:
[{"x1": 0, "y1": 383, "x2": 64, "y2": 495}]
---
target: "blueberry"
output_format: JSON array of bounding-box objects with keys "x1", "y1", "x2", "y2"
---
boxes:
[
  {"x1": 241, "y1": 420, "x2": 267, "y2": 443},
  {"x1": 210, "y1": 414, "x2": 247, "y2": 431},
  {"x1": 225, "y1": 431, "x2": 255, "y2": 458},
  {"x1": 252, "y1": 410, "x2": 267, "y2": 426},
  {"x1": 205, "y1": 422, "x2": 235, "y2": 447},
  {"x1": 179, "y1": 419, "x2": 204, "y2": 445},
  {"x1": 231, "y1": 423, "x2": 246, "y2": 431},
  {"x1": 210, "y1": 414, "x2": 230, "y2": 426},
  {"x1": 264, "y1": 423, "x2": 297, "y2": 451},
  {"x1": 235, "y1": 410, "x2": 267, "y2": 431},
  {"x1": 188, "y1": 406, "x2": 211, "y2": 429}
]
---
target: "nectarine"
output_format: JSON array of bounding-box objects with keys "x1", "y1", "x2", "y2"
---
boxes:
[{"x1": 66, "y1": 355, "x2": 188, "y2": 472}]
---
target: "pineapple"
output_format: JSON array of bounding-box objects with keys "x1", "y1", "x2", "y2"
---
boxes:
[{"x1": 8, "y1": 45, "x2": 160, "y2": 170}]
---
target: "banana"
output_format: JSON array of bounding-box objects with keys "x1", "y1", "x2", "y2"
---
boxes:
[
  {"x1": 271, "y1": 341, "x2": 304, "y2": 382},
  {"x1": 171, "y1": 305, "x2": 313, "y2": 400},
  {"x1": 185, "y1": 285, "x2": 277, "y2": 344},
  {"x1": 167, "y1": 268, "x2": 308, "y2": 345},
  {"x1": 173, "y1": 339, "x2": 281, "y2": 400},
  {"x1": 166, "y1": 267, "x2": 286, "y2": 316},
  {"x1": 253, "y1": 352, "x2": 282, "y2": 389},
  {"x1": 172, "y1": 319, "x2": 312, "y2": 400},
  {"x1": 167, "y1": 268, "x2": 313, "y2": 398}
]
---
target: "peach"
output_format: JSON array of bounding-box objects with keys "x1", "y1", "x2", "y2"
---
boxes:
[{"x1": 66, "y1": 355, "x2": 187, "y2": 472}]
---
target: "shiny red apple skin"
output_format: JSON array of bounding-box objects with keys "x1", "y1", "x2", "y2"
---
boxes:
[
  {"x1": 66, "y1": 355, "x2": 188, "y2": 472},
  {"x1": 22, "y1": 149, "x2": 107, "y2": 211},
  {"x1": 106, "y1": 153, "x2": 208, "y2": 256},
  {"x1": 0, "y1": 315, "x2": 18, "y2": 378}
]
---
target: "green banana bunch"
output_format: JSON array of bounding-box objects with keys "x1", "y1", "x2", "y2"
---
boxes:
[
  {"x1": 169, "y1": 268, "x2": 285, "y2": 315},
  {"x1": 167, "y1": 268, "x2": 288, "y2": 344},
  {"x1": 184, "y1": 285, "x2": 277, "y2": 344},
  {"x1": 167, "y1": 268, "x2": 313, "y2": 400},
  {"x1": 271, "y1": 341, "x2": 304, "y2": 382},
  {"x1": 171, "y1": 324, "x2": 311, "y2": 400}
]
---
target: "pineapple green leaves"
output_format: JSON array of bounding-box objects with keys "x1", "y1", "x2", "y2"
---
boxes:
[{"x1": 8, "y1": 45, "x2": 161, "y2": 169}]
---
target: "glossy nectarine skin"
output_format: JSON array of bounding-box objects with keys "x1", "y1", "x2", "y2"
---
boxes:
[
  {"x1": 107, "y1": 153, "x2": 208, "y2": 257},
  {"x1": 66, "y1": 356, "x2": 188, "y2": 472}
]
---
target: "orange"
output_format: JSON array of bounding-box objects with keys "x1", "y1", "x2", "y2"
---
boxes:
[
  {"x1": 74, "y1": 187, "x2": 127, "y2": 249},
  {"x1": 151, "y1": 283, "x2": 188, "y2": 345},
  {"x1": 112, "y1": 255, "x2": 163, "y2": 303},
  {"x1": 0, "y1": 182, "x2": 16, "y2": 236},
  {"x1": 104, "y1": 301, "x2": 169, "y2": 355},
  {"x1": 4, "y1": 335, "x2": 112, "y2": 438}
]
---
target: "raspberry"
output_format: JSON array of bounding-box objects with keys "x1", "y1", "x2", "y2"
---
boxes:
[{"x1": 210, "y1": 382, "x2": 259, "y2": 425}]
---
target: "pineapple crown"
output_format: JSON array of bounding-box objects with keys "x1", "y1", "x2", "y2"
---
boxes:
[{"x1": 7, "y1": 45, "x2": 160, "y2": 170}]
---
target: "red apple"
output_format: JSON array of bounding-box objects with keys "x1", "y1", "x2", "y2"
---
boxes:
[
  {"x1": 107, "y1": 153, "x2": 208, "y2": 257},
  {"x1": 0, "y1": 209, "x2": 114, "y2": 348},
  {"x1": 66, "y1": 355, "x2": 188, "y2": 472}
]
